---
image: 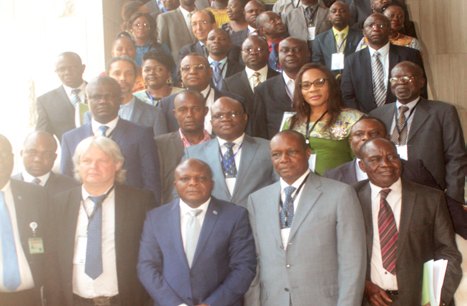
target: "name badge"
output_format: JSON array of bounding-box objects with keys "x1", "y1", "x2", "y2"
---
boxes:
[
  {"x1": 28, "y1": 238, "x2": 44, "y2": 254},
  {"x1": 396, "y1": 145, "x2": 408, "y2": 160},
  {"x1": 331, "y1": 53, "x2": 345, "y2": 70},
  {"x1": 74, "y1": 236, "x2": 87, "y2": 264},
  {"x1": 280, "y1": 112, "x2": 296, "y2": 131},
  {"x1": 307, "y1": 26, "x2": 316, "y2": 41},
  {"x1": 308, "y1": 153, "x2": 317, "y2": 172}
]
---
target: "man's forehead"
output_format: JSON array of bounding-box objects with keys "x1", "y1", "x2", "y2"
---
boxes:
[
  {"x1": 330, "y1": 2, "x2": 347, "y2": 10},
  {"x1": 392, "y1": 64, "x2": 416, "y2": 76},
  {"x1": 246, "y1": 1, "x2": 262, "y2": 9},
  {"x1": 181, "y1": 55, "x2": 206, "y2": 66},
  {"x1": 192, "y1": 11, "x2": 210, "y2": 20}
]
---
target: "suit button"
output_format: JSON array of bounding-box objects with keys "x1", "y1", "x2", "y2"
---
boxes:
[
  {"x1": 284, "y1": 288, "x2": 289, "y2": 292},
  {"x1": 286, "y1": 264, "x2": 290, "y2": 268}
]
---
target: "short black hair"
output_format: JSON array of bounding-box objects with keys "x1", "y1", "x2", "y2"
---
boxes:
[
  {"x1": 106, "y1": 56, "x2": 138, "y2": 76},
  {"x1": 142, "y1": 48, "x2": 176, "y2": 72},
  {"x1": 350, "y1": 116, "x2": 388, "y2": 135},
  {"x1": 273, "y1": 130, "x2": 309, "y2": 152},
  {"x1": 381, "y1": 1, "x2": 405, "y2": 14}
]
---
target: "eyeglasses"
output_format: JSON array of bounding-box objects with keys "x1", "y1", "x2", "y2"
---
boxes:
[
  {"x1": 364, "y1": 22, "x2": 389, "y2": 30},
  {"x1": 191, "y1": 21, "x2": 209, "y2": 26},
  {"x1": 242, "y1": 47, "x2": 265, "y2": 53},
  {"x1": 211, "y1": 111, "x2": 243, "y2": 120},
  {"x1": 133, "y1": 22, "x2": 150, "y2": 28},
  {"x1": 389, "y1": 76, "x2": 416, "y2": 84},
  {"x1": 24, "y1": 150, "x2": 56, "y2": 160},
  {"x1": 180, "y1": 64, "x2": 207, "y2": 72},
  {"x1": 88, "y1": 94, "x2": 120, "y2": 101},
  {"x1": 300, "y1": 78, "x2": 327, "y2": 90}
]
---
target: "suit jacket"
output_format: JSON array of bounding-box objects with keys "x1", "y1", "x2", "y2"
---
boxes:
[
  {"x1": 83, "y1": 97, "x2": 168, "y2": 137},
  {"x1": 222, "y1": 68, "x2": 279, "y2": 118},
  {"x1": 0, "y1": 180, "x2": 48, "y2": 302},
  {"x1": 46, "y1": 184, "x2": 155, "y2": 306},
  {"x1": 154, "y1": 131, "x2": 214, "y2": 205},
  {"x1": 251, "y1": 74, "x2": 292, "y2": 140},
  {"x1": 353, "y1": 179, "x2": 462, "y2": 306},
  {"x1": 312, "y1": 27, "x2": 364, "y2": 74},
  {"x1": 11, "y1": 171, "x2": 79, "y2": 196},
  {"x1": 230, "y1": 28, "x2": 249, "y2": 48},
  {"x1": 157, "y1": 8, "x2": 197, "y2": 61},
  {"x1": 369, "y1": 98, "x2": 466, "y2": 203},
  {"x1": 340, "y1": 44, "x2": 426, "y2": 113},
  {"x1": 137, "y1": 196, "x2": 257, "y2": 306},
  {"x1": 178, "y1": 135, "x2": 278, "y2": 208},
  {"x1": 60, "y1": 118, "x2": 162, "y2": 205},
  {"x1": 158, "y1": 88, "x2": 248, "y2": 133},
  {"x1": 246, "y1": 173, "x2": 366, "y2": 306},
  {"x1": 145, "y1": 0, "x2": 162, "y2": 20},
  {"x1": 273, "y1": 0, "x2": 327, "y2": 23},
  {"x1": 35, "y1": 85, "x2": 79, "y2": 143}
]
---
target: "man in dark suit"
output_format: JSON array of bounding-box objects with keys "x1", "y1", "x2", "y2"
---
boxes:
[
  {"x1": 0, "y1": 135, "x2": 49, "y2": 306},
  {"x1": 145, "y1": 0, "x2": 180, "y2": 20},
  {"x1": 207, "y1": 29, "x2": 245, "y2": 90},
  {"x1": 159, "y1": 54, "x2": 247, "y2": 133},
  {"x1": 252, "y1": 37, "x2": 310, "y2": 139},
  {"x1": 60, "y1": 76, "x2": 162, "y2": 206},
  {"x1": 178, "y1": 97, "x2": 277, "y2": 208},
  {"x1": 11, "y1": 131, "x2": 78, "y2": 195},
  {"x1": 312, "y1": 2, "x2": 363, "y2": 76},
  {"x1": 340, "y1": 13, "x2": 425, "y2": 113},
  {"x1": 244, "y1": 0, "x2": 266, "y2": 36},
  {"x1": 222, "y1": 36, "x2": 278, "y2": 117},
  {"x1": 155, "y1": 90, "x2": 213, "y2": 204},
  {"x1": 84, "y1": 56, "x2": 168, "y2": 136},
  {"x1": 46, "y1": 136, "x2": 156, "y2": 306},
  {"x1": 138, "y1": 158, "x2": 256, "y2": 306},
  {"x1": 256, "y1": 12, "x2": 288, "y2": 72},
  {"x1": 354, "y1": 137, "x2": 462, "y2": 306},
  {"x1": 36, "y1": 52, "x2": 86, "y2": 143}
]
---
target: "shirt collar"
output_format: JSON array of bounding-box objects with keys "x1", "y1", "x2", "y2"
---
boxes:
[
  {"x1": 302, "y1": 2, "x2": 319, "y2": 11},
  {"x1": 179, "y1": 6, "x2": 196, "y2": 17},
  {"x1": 62, "y1": 81, "x2": 86, "y2": 96},
  {"x1": 369, "y1": 177, "x2": 402, "y2": 200},
  {"x1": 179, "y1": 128, "x2": 211, "y2": 148},
  {"x1": 248, "y1": 25, "x2": 257, "y2": 34},
  {"x1": 245, "y1": 65, "x2": 268, "y2": 79},
  {"x1": 200, "y1": 85, "x2": 212, "y2": 97},
  {"x1": 368, "y1": 42, "x2": 390, "y2": 58},
  {"x1": 217, "y1": 133, "x2": 245, "y2": 148},
  {"x1": 1, "y1": 180, "x2": 11, "y2": 192},
  {"x1": 91, "y1": 116, "x2": 119, "y2": 136},
  {"x1": 120, "y1": 96, "x2": 136, "y2": 110},
  {"x1": 82, "y1": 184, "x2": 114, "y2": 199},
  {"x1": 22, "y1": 171, "x2": 51, "y2": 186},
  {"x1": 282, "y1": 71, "x2": 294, "y2": 85},
  {"x1": 280, "y1": 169, "x2": 310, "y2": 190},
  {"x1": 396, "y1": 96, "x2": 420, "y2": 111},
  {"x1": 268, "y1": 38, "x2": 283, "y2": 47},
  {"x1": 179, "y1": 197, "x2": 211, "y2": 216},
  {"x1": 208, "y1": 56, "x2": 228, "y2": 65},
  {"x1": 332, "y1": 25, "x2": 349, "y2": 36}
]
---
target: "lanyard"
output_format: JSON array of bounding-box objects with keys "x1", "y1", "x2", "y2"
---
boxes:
[
  {"x1": 81, "y1": 185, "x2": 114, "y2": 229},
  {"x1": 292, "y1": 0, "x2": 301, "y2": 8},
  {"x1": 305, "y1": 111, "x2": 328, "y2": 144},
  {"x1": 219, "y1": 143, "x2": 243, "y2": 175},
  {"x1": 393, "y1": 101, "x2": 419, "y2": 135},
  {"x1": 336, "y1": 35, "x2": 348, "y2": 53},
  {"x1": 280, "y1": 173, "x2": 310, "y2": 225}
]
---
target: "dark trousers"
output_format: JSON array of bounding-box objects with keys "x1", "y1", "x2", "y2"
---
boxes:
[
  {"x1": 0, "y1": 288, "x2": 42, "y2": 306},
  {"x1": 73, "y1": 294, "x2": 121, "y2": 306}
]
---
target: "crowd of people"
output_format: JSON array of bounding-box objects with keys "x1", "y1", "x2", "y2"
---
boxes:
[{"x1": 1, "y1": 0, "x2": 466, "y2": 305}]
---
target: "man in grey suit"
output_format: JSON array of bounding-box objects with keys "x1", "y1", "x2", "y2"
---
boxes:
[
  {"x1": 84, "y1": 56, "x2": 168, "y2": 136},
  {"x1": 246, "y1": 130, "x2": 366, "y2": 306},
  {"x1": 155, "y1": 90, "x2": 212, "y2": 204},
  {"x1": 11, "y1": 131, "x2": 78, "y2": 195},
  {"x1": 157, "y1": 0, "x2": 198, "y2": 61},
  {"x1": 178, "y1": 97, "x2": 278, "y2": 208},
  {"x1": 145, "y1": 0, "x2": 180, "y2": 20}
]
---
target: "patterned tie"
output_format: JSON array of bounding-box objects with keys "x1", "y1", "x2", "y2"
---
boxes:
[
  {"x1": 211, "y1": 61, "x2": 223, "y2": 90},
  {"x1": 32, "y1": 178, "x2": 41, "y2": 185},
  {"x1": 252, "y1": 72, "x2": 261, "y2": 88},
  {"x1": 372, "y1": 51, "x2": 386, "y2": 107},
  {"x1": 0, "y1": 191, "x2": 21, "y2": 291},
  {"x1": 391, "y1": 106, "x2": 410, "y2": 145},
  {"x1": 222, "y1": 142, "x2": 237, "y2": 178},
  {"x1": 336, "y1": 32, "x2": 345, "y2": 52},
  {"x1": 185, "y1": 209, "x2": 202, "y2": 268},
  {"x1": 99, "y1": 125, "x2": 109, "y2": 137},
  {"x1": 280, "y1": 186, "x2": 296, "y2": 229},
  {"x1": 71, "y1": 88, "x2": 81, "y2": 107},
  {"x1": 378, "y1": 189, "x2": 398, "y2": 275},
  {"x1": 85, "y1": 194, "x2": 106, "y2": 280},
  {"x1": 268, "y1": 43, "x2": 279, "y2": 71}
]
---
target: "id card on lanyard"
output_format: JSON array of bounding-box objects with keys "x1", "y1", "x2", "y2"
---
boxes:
[{"x1": 305, "y1": 111, "x2": 328, "y2": 172}]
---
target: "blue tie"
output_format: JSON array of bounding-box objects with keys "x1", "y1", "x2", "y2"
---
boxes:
[
  {"x1": 280, "y1": 186, "x2": 296, "y2": 229},
  {"x1": 222, "y1": 142, "x2": 237, "y2": 178},
  {"x1": 212, "y1": 61, "x2": 223, "y2": 90},
  {"x1": 268, "y1": 43, "x2": 279, "y2": 71},
  {"x1": 0, "y1": 191, "x2": 21, "y2": 291},
  {"x1": 85, "y1": 194, "x2": 106, "y2": 280},
  {"x1": 99, "y1": 125, "x2": 109, "y2": 137}
]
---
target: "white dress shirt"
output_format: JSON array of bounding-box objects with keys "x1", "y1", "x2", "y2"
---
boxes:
[
  {"x1": 0, "y1": 181, "x2": 35, "y2": 292},
  {"x1": 369, "y1": 178, "x2": 402, "y2": 290},
  {"x1": 389, "y1": 97, "x2": 420, "y2": 138},
  {"x1": 278, "y1": 169, "x2": 310, "y2": 250},
  {"x1": 245, "y1": 65, "x2": 268, "y2": 91},
  {"x1": 72, "y1": 185, "x2": 118, "y2": 298},
  {"x1": 22, "y1": 171, "x2": 51, "y2": 187},
  {"x1": 179, "y1": 6, "x2": 197, "y2": 30},
  {"x1": 282, "y1": 72, "x2": 295, "y2": 100},
  {"x1": 91, "y1": 116, "x2": 119, "y2": 137},
  {"x1": 119, "y1": 96, "x2": 136, "y2": 120},
  {"x1": 201, "y1": 86, "x2": 215, "y2": 134},
  {"x1": 179, "y1": 198, "x2": 210, "y2": 253},
  {"x1": 63, "y1": 82, "x2": 87, "y2": 106},
  {"x1": 217, "y1": 134, "x2": 245, "y2": 195},
  {"x1": 368, "y1": 42, "x2": 390, "y2": 90},
  {"x1": 248, "y1": 25, "x2": 258, "y2": 36},
  {"x1": 355, "y1": 158, "x2": 368, "y2": 181}
]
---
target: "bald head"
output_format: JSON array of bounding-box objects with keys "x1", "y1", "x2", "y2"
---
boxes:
[
  {"x1": 0, "y1": 134, "x2": 14, "y2": 189},
  {"x1": 174, "y1": 159, "x2": 214, "y2": 207},
  {"x1": 55, "y1": 52, "x2": 85, "y2": 88},
  {"x1": 329, "y1": 1, "x2": 351, "y2": 30},
  {"x1": 21, "y1": 131, "x2": 58, "y2": 177},
  {"x1": 211, "y1": 97, "x2": 248, "y2": 141},
  {"x1": 87, "y1": 76, "x2": 122, "y2": 124}
]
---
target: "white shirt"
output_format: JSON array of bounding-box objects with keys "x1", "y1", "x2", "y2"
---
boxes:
[
  {"x1": 245, "y1": 65, "x2": 268, "y2": 92},
  {"x1": 208, "y1": 56, "x2": 229, "y2": 79},
  {"x1": 248, "y1": 25, "x2": 258, "y2": 36},
  {"x1": 355, "y1": 158, "x2": 368, "y2": 181},
  {"x1": 217, "y1": 134, "x2": 245, "y2": 195},
  {"x1": 278, "y1": 169, "x2": 310, "y2": 250},
  {"x1": 73, "y1": 185, "x2": 118, "y2": 298},
  {"x1": 0, "y1": 181, "x2": 35, "y2": 292},
  {"x1": 282, "y1": 72, "x2": 295, "y2": 100},
  {"x1": 63, "y1": 82, "x2": 87, "y2": 106},
  {"x1": 389, "y1": 97, "x2": 420, "y2": 138},
  {"x1": 368, "y1": 42, "x2": 390, "y2": 90},
  {"x1": 369, "y1": 178, "x2": 402, "y2": 290},
  {"x1": 119, "y1": 96, "x2": 136, "y2": 120},
  {"x1": 91, "y1": 116, "x2": 119, "y2": 137},
  {"x1": 179, "y1": 6, "x2": 196, "y2": 30},
  {"x1": 179, "y1": 198, "x2": 210, "y2": 253},
  {"x1": 201, "y1": 86, "x2": 215, "y2": 134},
  {"x1": 22, "y1": 171, "x2": 51, "y2": 187}
]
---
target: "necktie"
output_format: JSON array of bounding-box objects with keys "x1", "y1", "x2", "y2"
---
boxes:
[
  {"x1": 252, "y1": 72, "x2": 261, "y2": 88},
  {"x1": 71, "y1": 88, "x2": 81, "y2": 107},
  {"x1": 378, "y1": 189, "x2": 398, "y2": 275},
  {"x1": 336, "y1": 32, "x2": 345, "y2": 52},
  {"x1": 212, "y1": 61, "x2": 223, "y2": 90},
  {"x1": 0, "y1": 191, "x2": 21, "y2": 291},
  {"x1": 268, "y1": 43, "x2": 279, "y2": 71},
  {"x1": 222, "y1": 142, "x2": 237, "y2": 178},
  {"x1": 32, "y1": 178, "x2": 41, "y2": 185},
  {"x1": 85, "y1": 194, "x2": 106, "y2": 280},
  {"x1": 391, "y1": 106, "x2": 410, "y2": 145},
  {"x1": 99, "y1": 125, "x2": 109, "y2": 137},
  {"x1": 280, "y1": 186, "x2": 296, "y2": 229},
  {"x1": 372, "y1": 51, "x2": 386, "y2": 107},
  {"x1": 185, "y1": 209, "x2": 202, "y2": 268},
  {"x1": 305, "y1": 6, "x2": 314, "y2": 25}
]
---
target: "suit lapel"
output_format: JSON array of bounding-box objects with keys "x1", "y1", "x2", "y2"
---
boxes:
[
  {"x1": 192, "y1": 199, "x2": 220, "y2": 267},
  {"x1": 357, "y1": 182, "x2": 373, "y2": 268},
  {"x1": 10, "y1": 181, "x2": 30, "y2": 243},
  {"x1": 324, "y1": 30, "x2": 337, "y2": 54},
  {"x1": 57, "y1": 86, "x2": 76, "y2": 113},
  {"x1": 130, "y1": 99, "x2": 144, "y2": 124},
  {"x1": 114, "y1": 185, "x2": 127, "y2": 269},
  {"x1": 387, "y1": 45, "x2": 400, "y2": 101},
  {"x1": 239, "y1": 70, "x2": 254, "y2": 98},
  {"x1": 345, "y1": 159, "x2": 359, "y2": 184},
  {"x1": 170, "y1": 201, "x2": 191, "y2": 270},
  {"x1": 315, "y1": 7, "x2": 324, "y2": 33},
  {"x1": 204, "y1": 140, "x2": 230, "y2": 199},
  {"x1": 407, "y1": 98, "x2": 430, "y2": 143},
  {"x1": 396, "y1": 180, "x2": 416, "y2": 262},
  {"x1": 232, "y1": 135, "x2": 258, "y2": 199},
  {"x1": 267, "y1": 183, "x2": 284, "y2": 248},
  {"x1": 110, "y1": 119, "x2": 128, "y2": 145},
  {"x1": 61, "y1": 188, "x2": 82, "y2": 279}
]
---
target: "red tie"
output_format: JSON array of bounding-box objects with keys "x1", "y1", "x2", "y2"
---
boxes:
[{"x1": 378, "y1": 189, "x2": 398, "y2": 275}]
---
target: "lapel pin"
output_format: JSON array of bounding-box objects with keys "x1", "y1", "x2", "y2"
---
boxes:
[
  {"x1": 30, "y1": 222, "x2": 38, "y2": 235},
  {"x1": 213, "y1": 210, "x2": 218, "y2": 215}
]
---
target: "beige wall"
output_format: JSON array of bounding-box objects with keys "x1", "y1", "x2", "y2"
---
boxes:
[{"x1": 407, "y1": 0, "x2": 467, "y2": 139}]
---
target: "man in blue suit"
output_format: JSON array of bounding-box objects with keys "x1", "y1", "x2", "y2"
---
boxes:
[
  {"x1": 60, "y1": 76, "x2": 162, "y2": 205},
  {"x1": 138, "y1": 158, "x2": 256, "y2": 306}
]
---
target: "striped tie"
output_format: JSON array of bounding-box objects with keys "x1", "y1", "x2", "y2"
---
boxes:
[
  {"x1": 71, "y1": 88, "x2": 81, "y2": 107},
  {"x1": 391, "y1": 106, "x2": 409, "y2": 145},
  {"x1": 372, "y1": 51, "x2": 386, "y2": 107},
  {"x1": 252, "y1": 72, "x2": 261, "y2": 88},
  {"x1": 378, "y1": 189, "x2": 398, "y2": 275}
]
